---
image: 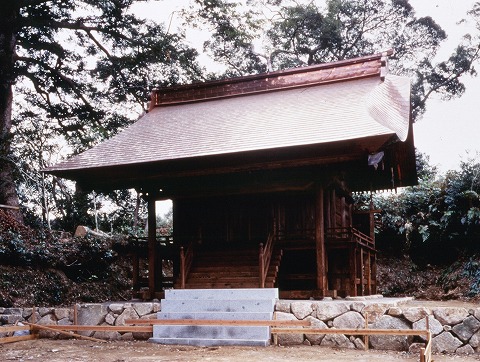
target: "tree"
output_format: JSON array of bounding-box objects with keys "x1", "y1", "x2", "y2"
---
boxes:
[
  {"x1": 0, "y1": 0, "x2": 204, "y2": 223},
  {"x1": 184, "y1": 0, "x2": 480, "y2": 119}
]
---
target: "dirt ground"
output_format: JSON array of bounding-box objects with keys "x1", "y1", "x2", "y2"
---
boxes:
[{"x1": 1, "y1": 339, "x2": 480, "y2": 362}]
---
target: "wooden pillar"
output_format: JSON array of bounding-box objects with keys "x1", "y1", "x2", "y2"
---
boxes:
[
  {"x1": 147, "y1": 198, "x2": 157, "y2": 299},
  {"x1": 349, "y1": 247, "x2": 357, "y2": 296},
  {"x1": 315, "y1": 186, "x2": 326, "y2": 293}
]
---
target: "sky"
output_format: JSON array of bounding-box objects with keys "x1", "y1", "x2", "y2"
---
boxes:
[{"x1": 409, "y1": 0, "x2": 480, "y2": 173}]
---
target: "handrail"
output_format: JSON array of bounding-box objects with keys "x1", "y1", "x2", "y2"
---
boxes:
[
  {"x1": 325, "y1": 227, "x2": 375, "y2": 249},
  {"x1": 259, "y1": 232, "x2": 275, "y2": 288},
  {"x1": 179, "y1": 241, "x2": 194, "y2": 289}
]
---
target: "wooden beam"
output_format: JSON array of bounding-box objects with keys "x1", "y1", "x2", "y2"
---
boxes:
[
  {"x1": 0, "y1": 334, "x2": 38, "y2": 344},
  {"x1": 315, "y1": 185, "x2": 326, "y2": 293},
  {"x1": 24, "y1": 323, "x2": 106, "y2": 343},
  {"x1": 271, "y1": 328, "x2": 430, "y2": 336},
  {"x1": 147, "y1": 198, "x2": 157, "y2": 299},
  {"x1": 124, "y1": 319, "x2": 310, "y2": 327},
  {"x1": 36, "y1": 325, "x2": 153, "y2": 333}
]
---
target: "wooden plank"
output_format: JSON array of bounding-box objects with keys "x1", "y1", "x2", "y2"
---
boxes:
[
  {"x1": 124, "y1": 319, "x2": 310, "y2": 327},
  {"x1": 315, "y1": 185, "x2": 326, "y2": 292},
  {"x1": 25, "y1": 323, "x2": 106, "y2": 343},
  {"x1": 271, "y1": 328, "x2": 430, "y2": 337},
  {"x1": 37, "y1": 325, "x2": 153, "y2": 333},
  {"x1": 0, "y1": 334, "x2": 38, "y2": 344},
  {"x1": 0, "y1": 325, "x2": 33, "y2": 333},
  {"x1": 147, "y1": 198, "x2": 157, "y2": 299}
]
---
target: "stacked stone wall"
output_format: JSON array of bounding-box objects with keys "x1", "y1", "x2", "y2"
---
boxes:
[
  {"x1": 275, "y1": 298, "x2": 479, "y2": 355},
  {"x1": 1, "y1": 298, "x2": 479, "y2": 356},
  {"x1": 0, "y1": 302, "x2": 160, "y2": 340}
]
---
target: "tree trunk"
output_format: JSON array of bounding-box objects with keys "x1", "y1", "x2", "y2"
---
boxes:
[{"x1": 0, "y1": 3, "x2": 22, "y2": 223}]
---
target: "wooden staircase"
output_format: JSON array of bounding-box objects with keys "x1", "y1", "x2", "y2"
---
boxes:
[{"x1": 175, "y1": 244, "x2": 282, "y2": 289}]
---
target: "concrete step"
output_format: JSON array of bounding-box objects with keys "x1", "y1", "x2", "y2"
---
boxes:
[
  {"x1": 149, "y1": 337, "x2": 269, "y2": 347},
  {"x1": 153, "y1": 325, "x2": 270, "y2": 340},
  {"x1": 157, "y1": 311, "x2": 273, "y2": 320},
  {"x1": 150, "y1": 288, "x2": 278, "y2": 347},
  {"x1": 161, "y1": 298, "x2": 275, "y2": 313},
  {"x1": 164, "y1": 288, "x2": 278, "y2": 300}
]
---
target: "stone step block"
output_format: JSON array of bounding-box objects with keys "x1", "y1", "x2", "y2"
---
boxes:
[
  {"x1": 153, "y1": 325, "x2": 270, "y2": 340},
  {"x1": 157, "y1": 311, "x2": 273, "y2": 320},
  {"x1": 164, "y1": 288, "x2": 278, "y2": 300},
  {"x1": 161, "y1": 299, "x2": 275, "y2": 313},
  {"x1": 149, "y1": 337, "x2": 269, "y2": 347}
]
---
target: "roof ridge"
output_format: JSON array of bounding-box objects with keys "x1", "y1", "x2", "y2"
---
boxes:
[{"x1": 150, "y1": 50, "x2": 393, "y2": 109}]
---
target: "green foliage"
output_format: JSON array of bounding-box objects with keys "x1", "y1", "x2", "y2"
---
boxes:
[{"x1": 371, "y1": 152, "x2": 480, "y2": 265}]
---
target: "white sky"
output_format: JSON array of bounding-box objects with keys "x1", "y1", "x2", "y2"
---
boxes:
[
  {"x1": 134, "y1": 0, "x2": 480, "y2": 174},
  {"x1": 409, "y1": 0, "x2": 480, "y2": 172}
]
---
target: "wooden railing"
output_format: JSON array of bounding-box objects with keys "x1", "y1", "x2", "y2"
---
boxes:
[
  {"x1": 179, "y1": 241, "x2": 194, "y2": 289},
  {"x1": 259, "y1": 232, "x2": 275, "y2": 288},
  {"x1": 325, "y1": 227, "x2": 375, "y2": 250}
]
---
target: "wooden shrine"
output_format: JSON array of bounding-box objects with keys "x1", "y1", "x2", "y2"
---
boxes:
[{"x1": 45, "y1": 50, "x2": 416, "y2": 299}]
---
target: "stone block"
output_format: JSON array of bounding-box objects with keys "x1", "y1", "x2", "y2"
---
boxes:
[
  {"x1": 351, "y1": 302, "x2": 366, "y2": 313},
  {"x1": 275, "y1": 300, "x2": 291, "y2": 313},
  {"x1": 412, "y1": 315, "x2": 443, "y2": 339},
  {"x1": 93, "y1": 329, "x2": 121, "y2": 341},
  {"x1": 0, "y1": 314, "x2": 23, "y2": 324},
  {"x1": 37, "y1": 314, "x2": 57, "y2": 339},
  {"x1": 54, "y1": 308, "x2": 71, "y2": 321},
  {"x1": 105, "y1": 313, "x2": 116, "y2": 325},
  {"x1": 452, "y1": 315, "x2": 480, "y2": 342},
  {"x1": 108, "y1": 303, "x2": 124, "y2": 314},
  {"x1": 77, "y1": 304, "x2": 108, "y2": 336},
  {"x1": 433, "y1": 307, "x2": 469, "y2": 326},
  {"x1": 387, "y1": 307, "x2": 403, "y2": 317},
  {"x1": 320, "y1": 333, "x2": 355, "y2": 349},
  {"x1": 291, "y1": 301, "x2": 313, "y2": 320},
  {"x1": 313, "y1": 302, "x2": 349, "y2": 321},
  {"x1": 152, "y1": 303, "x2": 161, "y2": 313},
  {"x1": 121, "y1": 332, "x2": 134, "y2": 341},
  {"x1": 362, "y1": 304, "x2": 389, "y2": 323},
  {"x1": 133, "y1": 303, "x2": 153, "y2": 317},
  {"x1": 408, "y1": 342, "x2": 425, "y2": 354},
  {"x1": 403, "y1": 307, "x2": 429, "y2": 323},
  {"x1": 304, "y1": 316, "x2": 327, "y2": 345},
  {"x1": 275, "y1": 312, "x2": 304, "y2": 345},
  {"x1": 432, "y1": 332, "x2": 463, "y2": 353},
  {"x1": 353, "y1": 337, "x2": 365, "y2": 350},
  {"x1": 333, "y1": 311, "x2": 365, "y2": 329},
  {"x1": 469, "y1": 329, "x2": 480, "y2": 348},
  {"x1": 457, "y1": 344, "x2": 475, "y2": 355},
  {"x1": 38, "y1": 307, "x2": 53, "y2": 317},
  {"x1": 369, "y1": 315, "x2": 411, "y2": 351},
  {"x1": 115, "y1": 306, "x2": 138, "y2": 326}
]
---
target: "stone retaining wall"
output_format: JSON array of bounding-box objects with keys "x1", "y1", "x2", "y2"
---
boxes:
[
  {"x1": 1, "y1": 298, "x2": 479, "y2": 356},
  {"x1": 275, "y1": 297, "x2": 479, "y2": 355},
  {"x1": 0, "y1": 302, "x2": 160, "y2": 340}
]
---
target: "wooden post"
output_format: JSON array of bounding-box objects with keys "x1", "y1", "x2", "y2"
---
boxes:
[
  {"x1": 364, "y1": 312, "x2": 369, "y2": 351},
  {"x1": 315, "y1": 186, "x2": 326, "y2": 293},
  {"x1": 180, "y1": 246, "x2": 185, "y2": 289},
  {"x1": 349, "y1": 247, "x2": 357, "y2": 296},
  {"x1": 132, "y1": 253, "x2": 140, "y2": 292},
  {"x1": 259, "y1": 243, "x2": 265, "y2": 288},
  {"x1": 367, "y1": 250, "x2": 372, "y2": 295},
  {"x1": 147, "y1": 198, "x2": 157, "y2": 299}
]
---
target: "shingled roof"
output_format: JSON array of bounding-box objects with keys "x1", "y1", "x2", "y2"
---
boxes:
[{"x1": 44, "y1": 51, "x2": 413, "y2": 191}]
